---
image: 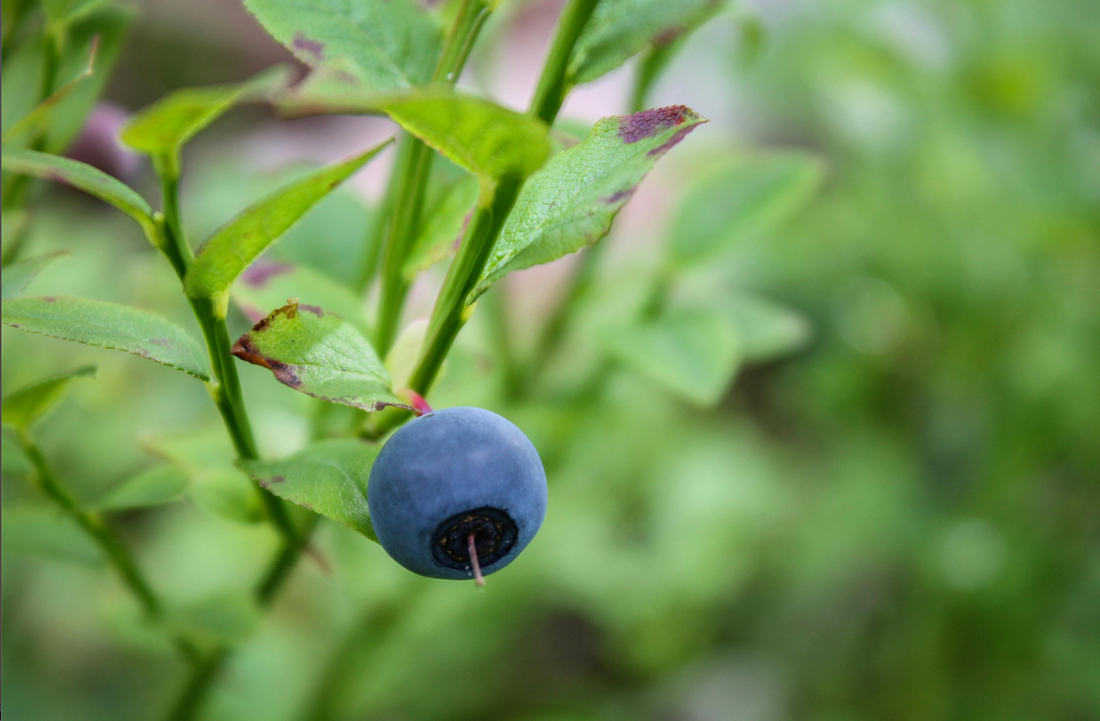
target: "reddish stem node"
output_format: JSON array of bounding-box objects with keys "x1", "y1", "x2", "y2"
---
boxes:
[{"x1": 467, "y1": 532, "x2": 484, "y2": 587}]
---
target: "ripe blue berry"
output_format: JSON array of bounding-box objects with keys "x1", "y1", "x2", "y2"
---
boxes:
[{"x1": 367, "y1": 406, "x2": 547, "y2": 581}]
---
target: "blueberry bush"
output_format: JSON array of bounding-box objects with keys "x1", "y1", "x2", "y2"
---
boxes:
[{"x1": 3, "y1": 0, "x2": 1099, "y2": 720}]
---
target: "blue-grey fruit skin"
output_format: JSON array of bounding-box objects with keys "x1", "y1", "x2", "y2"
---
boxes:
[{"x1": 368, "y1": 407, "x2": 547, "y2": 580}]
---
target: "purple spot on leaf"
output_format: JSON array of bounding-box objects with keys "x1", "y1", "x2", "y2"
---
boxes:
[
  {"x1": 298, "y1": 304, "x2": 324, "y2": 317},
  {"x1": 148, "y1": 337, "x2": 172, "y2": 347},
  {"x1": 646, "y1": 125, "x2": 698, "y2": 158},
  {"x1": 603, "y1": 188, "x2": 635, "y2": 204},
  {"x1": 292, "y1": 34, "x2": 325, "y2": 63},
  {"x1": 618, "y1": 106, "x2": 691, "y2": 143},
  {"x1": 241, "y1": 261, "x2": 294, "y2": 288}
]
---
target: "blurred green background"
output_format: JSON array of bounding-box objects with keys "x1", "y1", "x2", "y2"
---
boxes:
[{"x1": 3, "y1": 0, "x2": 1099, "y2": 720}]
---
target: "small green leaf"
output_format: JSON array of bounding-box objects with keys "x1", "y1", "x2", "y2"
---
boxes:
[
  {"x1": 120, "y1": 66, "x2": 291, "y2": 156},
  {"x1": 2, "y1": 296, "x2": 210, "y2": 380},
  {"x1": 2, "y1": 509, "x2": 103, "y2": 565},
  {"x1": 381, "y1": 90, "x2": 550, "y2": 190},
  {"x1": 233, "y1": 260, "x2": 371, "y2": 337},
  {"x1": 473, "y1": 106, "x2": 707, "y2": 300},
  {"x1": 1, "y1": 149, "x2": 156, "y2": 236},
  {"x1": 403, "y1": 173, "x2": 479, "y2": 278},
  {"x1": 723, "y1": 293, "x2": 812, "y2": 363},
  {"x1": 570, "y1": 0, "x2": 728, "y2": 84},
  {"x1": 142, "y1": 429, "x2": 265, "y2": 525},
  {"x1": 1, "y1": 364, "x2": 97, "y2": 430},
  {"x1": 184, "y1": 140, "x2": 391, "y2": 300},
  {"x1": 232, "y1": 300, "x2": 407, "y2": 412},
  {"x1": 240, "y1": 438, "x2": 380, "y2": 541},
  {"x1": 94, "y1": 464, "x2": 189, "y2": 511},
  {"x1": 1, "y1": 251, "x2": 68, "y2": 301},
  {"x1": 604, "y1": 308, "x2": 740, "y2": 407},
  {"x1": 243, "y1": 0, "x2": 442, "y2": 90},
  {"x1": 670, "y1": 152, "x2": 824, "y2": 265},
  {"x1": 1, "y1": 34, "x2": 97, "y2": 145}
]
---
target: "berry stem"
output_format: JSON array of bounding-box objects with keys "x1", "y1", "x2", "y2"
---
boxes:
[{"x1": 468, "y1": 533, "x2": 485, "y2": 587}]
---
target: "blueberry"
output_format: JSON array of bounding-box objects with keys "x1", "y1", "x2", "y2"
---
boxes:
[{"x1": 367, "y1": 406, "x2": 547, "y2": 581}]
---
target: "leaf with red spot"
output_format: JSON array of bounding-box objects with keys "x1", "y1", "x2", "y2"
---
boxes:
[
  {"x1": 232, "y1": 300, "x2": 407, "y2": 413},
  {"x1": 470, "y1": 106, "x2": 707, "y2": 302},
  {"x1": 232, "y1": 261, "x2": 371, "y2": 337},
  {"x1": 1, "y1": 296, "x2": 210, "y2": 380}
]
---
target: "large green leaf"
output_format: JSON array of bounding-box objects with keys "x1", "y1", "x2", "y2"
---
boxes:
[
  {"x1": 94, "y1": 464, "x2": 189, "y2": 511},
  {"x1": 1, "y1": 364, "x2": 96, "y2": 430},
  {"x1": 1, "y1": 296, "x2": 210, "y2": 380},
  {"x1": 604, "y1": 308, "x2": 740, "y2": 407},
  {"x1": 184, "y1": 140, "x2": 390, "y2": 299},
  {"x1": 240, "y1": 438, "x2": 380, "y2": 541},
  {"x1": 243, "y1": 0, "x2": 442, "y2": 91},
  {"x1": 473, "y1": 106, "x2": 707, "y2": 301},
  {"x1": 670, "y1": 152, "x2": 824, "y2": 266},
  {"x1": 120, "y1": 66, "x2": 290, "y2": 157},
  {"x1": 233, "y1": 260, "x2": 370, "y2": 336},
  {"x1": 723, "y1": 293, "x2": 812, "y2": 363},
  {"x1": 570, "y1": 0, "x2": 728, "y2": 84},
  {"x1": 231, "y1": 300, "x2": 407, "y2": 412},
  {"x1": 1, "y1": 251, "x2": 67, "y2": 301},
  {"x1": 1, "y1": 149, "x2": 156, "y2": 237}
]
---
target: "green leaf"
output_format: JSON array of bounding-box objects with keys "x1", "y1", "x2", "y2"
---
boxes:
[
  {"x1": 94, "y1": 464, "x2": 189, "y2": 511},
  {"x1": 403, "y1": 173, "x2": 479, "y2": 278},
  {"x1": 670, "y1": 152, "x2": 824, "y2": 266},
  {"x1": 570, "y1": 0, "x2": 728, "y2": 84},
  {"x1": 723, "y1": 293, "x2": 812, "y2": 363},
  {"x1": 1, "y1": 296, "x2": 211, "y2": 380},
  {"x1": 1, "y1": 33, "x2": 97, "y2": 145},
  {"x1": 1, "y1": 431, "x2": 32, "y2": 480},
  {"x1": 379, "y1": 90, "x2": 550, "y2": 190},
  {"x1": 232, "y1": 300, "x2": 407, "y2": 412},
  {"x1": 170, "y1": 593, "x2": 261, "y2": 647},
  {"x1": 1, "y1": 148, "x2": 156, "y2": 236},
  {"x1": 2, "y1": 509, "x2": 103, "y2": 565},
  {"x1": 183, "y1": 140, "x2": 390, "y2": 299},
  {"x1": 604, "y1": 308, "x2": 740, "y2": 407},
  {"x1": 240, "y1": 438, "x2": 380, "y2": 541},
  {"x1": 142, "y1": 429, "x2": 265, "y2": 525},
  {"x1": 1, "y1": 364, "x2": 96, "y2": 430},
  {"x1": 473, "y1": 106, "x2": 707, "y2": 300},
  {"x1": 1, "y1": 251, "x2": 67, "y2": 301},
  {"x1": 233, "y1": 260, "x2": 371, "y2": 337},
  {"x1": 120, "y1": 66, "x2": 291, "y2": 156},
  {"x1": 385, "y1": 318, "x2": 428, "y2": 391},
  {"x1": 243, "y1": 0, "x2": 442, "y2": 91}
]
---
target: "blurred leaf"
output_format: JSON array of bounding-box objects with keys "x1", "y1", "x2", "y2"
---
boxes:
[
  {"x1": 723, "y1": 293, "x2": 812, "y2": 363},
  {"x1": 1, "y1": 431, "x2": 31, "y2": 480},
  {"x1": 604, "y1": 308, "x2": 739, "y2": 406},
  {"x1": 1, "y1": 149, "x2": 156, "y2": 236},
  {"x1": 379, "y1": 90, "x2": 550, "y2": 191},
  {"x1": 233, "y1": 260, "x2": 371, "y2": 336},
  {"x1": 143, "y1": 429, "x2": 264, "y2": 524},
  {"x1": 170, "y1": 592, "x2": 261, "y2": 647},
  {"x1": 472, "y1": 106, "x2": 707, "y2": 301},
  {"x1": 119, "y1": 66, "x2": 291, "y2": 157},
  {"x1": 183, "y1": 140, "x2": 390, "y2": 300},
  {"x1": 670, "y1": 152, "x2": 823, "y2": 266},
  {"x1": 41, "y1": 0, "x2": 113, "y2": 27},
  {"x1": 94, "y1": 464, "x2": 189, "y2": 511},
  {"x1": 1, "y1": 34, "x2": 97, "y2": 145},
  {"x1": 570, "y1": 0, "x2": 728, "y2": 84},
  {"x1": 403, "y1": 173, "x2": 478, "y2": 278},
  {"x1": 240, "y1": 438, "x2": 380, "y2": 541},
  {"x1": 1, "y1": 251, "x2": 67, "y2": 300},
  {"x1": 1, "y1": 364, "x2": 96, "y2": 430},
  {"x1": 231, "y1": 299, "x2": 407, "y2": 412},
  {"x1": 244, "y1": 0, "x2": 442, "y2": 90},
  {"x1": 2, "y1": 508, "x2": 103, "y2": 565},
  {"x1": 1, "y1": 296, "x2": 210, "y2": 380}
]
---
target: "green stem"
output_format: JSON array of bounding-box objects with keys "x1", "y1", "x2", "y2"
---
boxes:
[
  {"x1": 20, "y1": 431, "x2": 162, "y2": 615},
  {"x1": 165, "y1": 648, "x2": 229, "y2": 721},
  {"x1": 529, "y1": 0, "x2": 600, "y2": 124},
  {"x1": 370, "y1": 0, "x2": 495, "y2": 355}
]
